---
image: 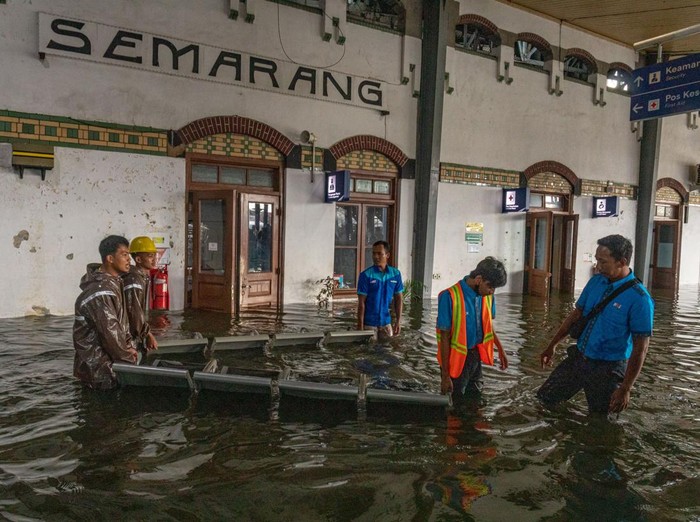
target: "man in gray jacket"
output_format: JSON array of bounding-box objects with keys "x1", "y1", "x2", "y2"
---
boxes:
[{"x1": 73, "y1": 235, "x2": 138, "y2": 390}]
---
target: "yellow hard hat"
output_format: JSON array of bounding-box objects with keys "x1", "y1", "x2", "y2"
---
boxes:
[{"x1": 129, "y1": 236, "x2": 157, "y2": 254}]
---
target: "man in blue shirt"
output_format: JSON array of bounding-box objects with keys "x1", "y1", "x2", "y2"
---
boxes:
[
  {"x1": 357, "y1": 241, "x2": 404, "y2": 340},
  {"x1": 538, "y1": 235, "x2": 654, "y2": 414}
]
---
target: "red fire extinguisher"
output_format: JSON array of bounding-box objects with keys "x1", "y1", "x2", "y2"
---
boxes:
[{"x1": 150, "y1": 266, "x2": 170, "y2": 311}]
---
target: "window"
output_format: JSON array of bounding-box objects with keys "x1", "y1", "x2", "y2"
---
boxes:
[
  {"x1": 190, "y1": 163, "x2": 278, "y2": 191},
  {"x1": 456, "y1": 22, "x2": 501, "y2": 55},
  {"x1": 564, "y1": 54, "x2": 596, "y2": 82},
  {"x1": 655, "y1": 204, "x2": 678, "y2": 219},
  {"x1": 347, "y1": 0, "x2": 405, "y2": 32},
  {"x1": 514, "y1": 41, "x2": 547, "y2": 68},
  {"x1": 607, "y1": 68, "x2": 631, "y2": 93},
  {"x1": 333, "y1": 172, "x2": 396, "y2": 292},
  {"x1": 529, "y1": 192, "x2": 570, "y2": 212}
]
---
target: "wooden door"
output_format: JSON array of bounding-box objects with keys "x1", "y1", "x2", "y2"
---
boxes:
[
  {"x1": 652, "y1": 220, "x2": 680, "y2": 290},
  {"x1": 192, "y1": 191, "x2": 235, "y2": 313},
  {"x1": 560, "y1": 214, "x2": 579, "y2": 293},
  {"x1": 239, "y1": 193, "x2": 280, "y2": 308},
  {"x1": 525, "y1": 211, "x2": 553, "y2": 297}
]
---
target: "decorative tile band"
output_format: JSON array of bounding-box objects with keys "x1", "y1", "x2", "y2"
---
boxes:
[
  {"x1": 528, "y1": 171, "x2": 573, "y2": 193},
  {"x1": 0, "y1": 110, "x2": 167, "y2": 154},
  {"x1": 337, "y1": 150, "x2": 399, "y2": 174},
  {"x1": 440, "y1": 163, "x2": 520, "y2": 188},
  {"x1": 581, "y1": 179, "x2": 637, "y2": 199},
  {"x1": 655, "y1": 186, "x2": 682, "y2": 204},
  {"x1": 186, "y1": 133, "x2": 283, "y2": 162},
  {"x1": 690, "y1": 192, "x2": 700, "y2": 206},
  {"x1": 300, "y1": 145, "x2": 324, "y2": 170}
]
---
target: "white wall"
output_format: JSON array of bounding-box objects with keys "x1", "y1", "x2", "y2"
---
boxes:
[
  {"x1": 0, "y1": 148, "x2": 185, "y2": 318},
  {"x1": 0, "y1": 0, "x2": 417, "y2": 157},
  {"x1": 442, "y1": 51, "x2": 640, "y2": 183},
  {"x1": 433, "y1": 184, "x2": 525, "y2": 295},
  {"x1": 282, "y1": 168, "x2": 336, "y2": 303},
  {"x1": 680, "y1": 205, "x2": 700, "y2": 285}
]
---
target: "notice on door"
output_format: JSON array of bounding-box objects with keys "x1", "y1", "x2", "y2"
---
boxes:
[{"x1": 208, "y1": 242, "x2": 218, "y2": 251}]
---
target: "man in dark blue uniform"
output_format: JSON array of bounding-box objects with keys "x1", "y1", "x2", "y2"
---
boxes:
[
  {"x1": 538, "y1": 235, "x2": 654, "y2": 414},
  {"x1": 357, "y1": 241, "x2": 404, "y2": 340}
]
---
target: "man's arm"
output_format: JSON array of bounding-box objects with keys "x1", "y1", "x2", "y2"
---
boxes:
[
  {"x1": 357, "y1": 295, "x2": 367, "y2": 330},
  {"x1": 438, "y1": 330, "x2": 453, "y2": 394},
  {"x1": 393, "y1": 295, "x2": 403, "y2": 335},
  {"x1": 609, "y1": 335, "x2": 649, "y2": 413},
  {"x1": 540, "y1": 307, "x2": 583, "y2": 368},
  {"x1": 494, "y1": 332, "x2": 508, "y2": 370}
]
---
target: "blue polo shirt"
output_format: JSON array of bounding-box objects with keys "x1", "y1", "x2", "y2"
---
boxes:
[
  {"x1": 436, "y1": 278, "x2": 496, "y2": 350},
  {"x1": 357, "y1": 265, "x2": 404, "y2": 327},
  {"x1": 576, "y1": 271, "x2": 654, "y2": 361}
]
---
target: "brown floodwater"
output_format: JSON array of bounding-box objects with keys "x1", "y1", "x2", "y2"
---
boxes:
[{"x1": 0, "y1": 287, "x2": 698, "y2": 520}]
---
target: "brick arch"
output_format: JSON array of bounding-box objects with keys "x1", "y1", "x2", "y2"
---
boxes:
[
  {"x1": 565, "y1": 47, "x2": 598, "y2": 75},
  {"x1": 175, "y1": 116, "x2": 295, "y2": 156},
  {"x1": 457, "y1": 14, "x2": 499, "y2": 35},
  {"x1": 329, "y1": 135, "x2": 408, "y2": 168},
  {"x1": 608, "y1": 61, "x2": 633, "y2": 74},
  {"x1": 657, "y1": 177, "x2": 689, "y2": 202},
  {"x1": 523, "y1": 161, "x2": 579, "y2": 190},
  {"x1": 515, "y1": 32, "x2": 553, "y2": 60}
]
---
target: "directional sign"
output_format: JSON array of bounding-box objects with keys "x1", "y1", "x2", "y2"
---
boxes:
[{"x1": 630, "y1": 53, "x2": 700, "y2": 121}]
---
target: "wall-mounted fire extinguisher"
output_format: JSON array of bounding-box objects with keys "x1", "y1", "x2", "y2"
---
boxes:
[{"x1": 150, "y1": 266, "x2": 170, "y2": 311}]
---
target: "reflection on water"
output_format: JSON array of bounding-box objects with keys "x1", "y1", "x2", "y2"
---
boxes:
[{"x1": 0, "y1": 288, "x2": 698, "y2": 519}]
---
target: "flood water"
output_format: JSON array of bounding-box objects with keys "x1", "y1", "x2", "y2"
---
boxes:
[{"x1": 0, "y1": 287, "x2": 699, "y2": 521}]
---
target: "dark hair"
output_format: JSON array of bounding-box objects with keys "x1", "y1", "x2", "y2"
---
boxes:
[
  {"x1": 99, "y1": 235, "x2": 129, "y2": 263},
  {"x1": 373, "y1": 240, "x2": 391, "y2": 253},
  {"x1": 597, "y1": 234, "x2": 632, "y2": 263},
  {"x1": 469, "y1": 256, "x2": 507, "y2": 288}
]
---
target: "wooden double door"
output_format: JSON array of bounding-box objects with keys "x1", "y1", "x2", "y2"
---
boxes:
[
  {"x1": 191, "y1": 190, "x2": 280, "y2": 313},
  {"x1": 524, "y1": 211, "x2": 578, "y2": 298},
  {"x1": 651, "y1": 220, "x2": 681, "y2": 290}
]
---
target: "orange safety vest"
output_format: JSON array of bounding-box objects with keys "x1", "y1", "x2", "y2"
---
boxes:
[{"x1": 436, "y1": 282, "x2": 495, "y2": 378}]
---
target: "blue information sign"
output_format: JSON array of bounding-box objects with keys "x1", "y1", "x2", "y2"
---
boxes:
[
  {"x1": 592, "y1": 196, "x2": 619, "y2": 218},
  {"x1": 501, "y1": 187, "x2": 529, "y2": 213},
  {"x1": 630, "y1": 53, "x2": 700, "y2": 121},
  {"x1": 325, "y1": 170, "x2": 351, "y2": 203}
]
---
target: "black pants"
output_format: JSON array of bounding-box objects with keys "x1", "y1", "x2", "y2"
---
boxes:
[
  {"x1": 452, "y1": 348, "x2": 483, "y2": 399},
  {"x1": 537, "y1": 345, "x2": 627, "y2": 414}
]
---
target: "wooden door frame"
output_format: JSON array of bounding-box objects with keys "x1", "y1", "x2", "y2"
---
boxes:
[
  {"x1": 185, "y1": 153, "x2": 285, "y2": 311},
  {"x1": 239, "y1": 193, "x2": 281, "y2": 308},
  {"x1": 525, "y1": 211, "x2": 554, "y2": 297},
  {"x1": 191, "y1": 190, "x2": 236, "y2": 313},
  {"x1": 560, "y1": 214, "x2": 579, "y2": 294},
  {"x1": 652, "y1": 218, "x2": 682, "y2": 291}
]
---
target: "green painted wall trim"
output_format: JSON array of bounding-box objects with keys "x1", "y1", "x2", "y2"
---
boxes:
[
  {"x1": 0, "y1": 109, "x2": 167, "y2": 133},
  {"x1": 2, "y1": 137, "x2": 168, "y2": 157}
]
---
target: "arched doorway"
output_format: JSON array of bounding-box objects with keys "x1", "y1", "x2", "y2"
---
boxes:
[
  {"x1": 651, "y1": 178, "x2": 688, "y2": 291},
  {"x1": 522, "y1": 161, "x2": 579, "y2": 298},
  {"x1": 173, "y1": 116, "x2": 294, "y2": 313},
  {"x1": 327, "y1": 135, "x2": 407, "y2": 295}
]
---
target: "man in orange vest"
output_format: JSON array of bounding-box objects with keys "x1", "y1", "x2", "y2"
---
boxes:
[{"x1": 436, "y1": 257, "x2": 508, "y2": 400}]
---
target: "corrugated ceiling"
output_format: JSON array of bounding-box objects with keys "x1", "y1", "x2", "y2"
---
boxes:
[{"x1": 496, "y1": 0, "x2": 700, "y2": 55}]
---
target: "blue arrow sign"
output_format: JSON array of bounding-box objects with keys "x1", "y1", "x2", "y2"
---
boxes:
[
  {"x1": 630, "y1": 53, "x2": 700, "y2": 121},
  {"x1": 630, "y1": 53, "x2": 700, "y2": 96},
  {"x1": 630, "y1": 83, "x2": 700, "y2": 121}
]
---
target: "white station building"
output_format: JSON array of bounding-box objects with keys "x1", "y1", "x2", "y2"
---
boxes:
[{"x1": 1, "y1": 0, "x2": 699, "y2": 318}]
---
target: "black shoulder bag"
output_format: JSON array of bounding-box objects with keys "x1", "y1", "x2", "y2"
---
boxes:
[{"x1": 568, "y1": 278, "x2": 640, "y2": 339}]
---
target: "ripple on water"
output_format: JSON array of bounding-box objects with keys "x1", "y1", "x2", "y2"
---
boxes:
[{"x1": 0, "y1": 289, "x2": 698, "y2": 519}]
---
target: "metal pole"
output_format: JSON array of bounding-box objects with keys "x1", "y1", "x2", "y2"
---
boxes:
[
  {"x1": 634, "y1": 44, "x2": 663, "y2": 285},
  {"x1": 634, "y1": 23, "x2": 700, "y2": 51}
]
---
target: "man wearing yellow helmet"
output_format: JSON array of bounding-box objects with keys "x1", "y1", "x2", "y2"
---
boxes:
[{"x1": 123, "y1": 236, "x2": 159, "y2": 352}]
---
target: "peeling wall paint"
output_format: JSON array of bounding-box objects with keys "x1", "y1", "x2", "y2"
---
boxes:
[{"x1": 0, "y1": 148, "x2": 185, "y2": 318}]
